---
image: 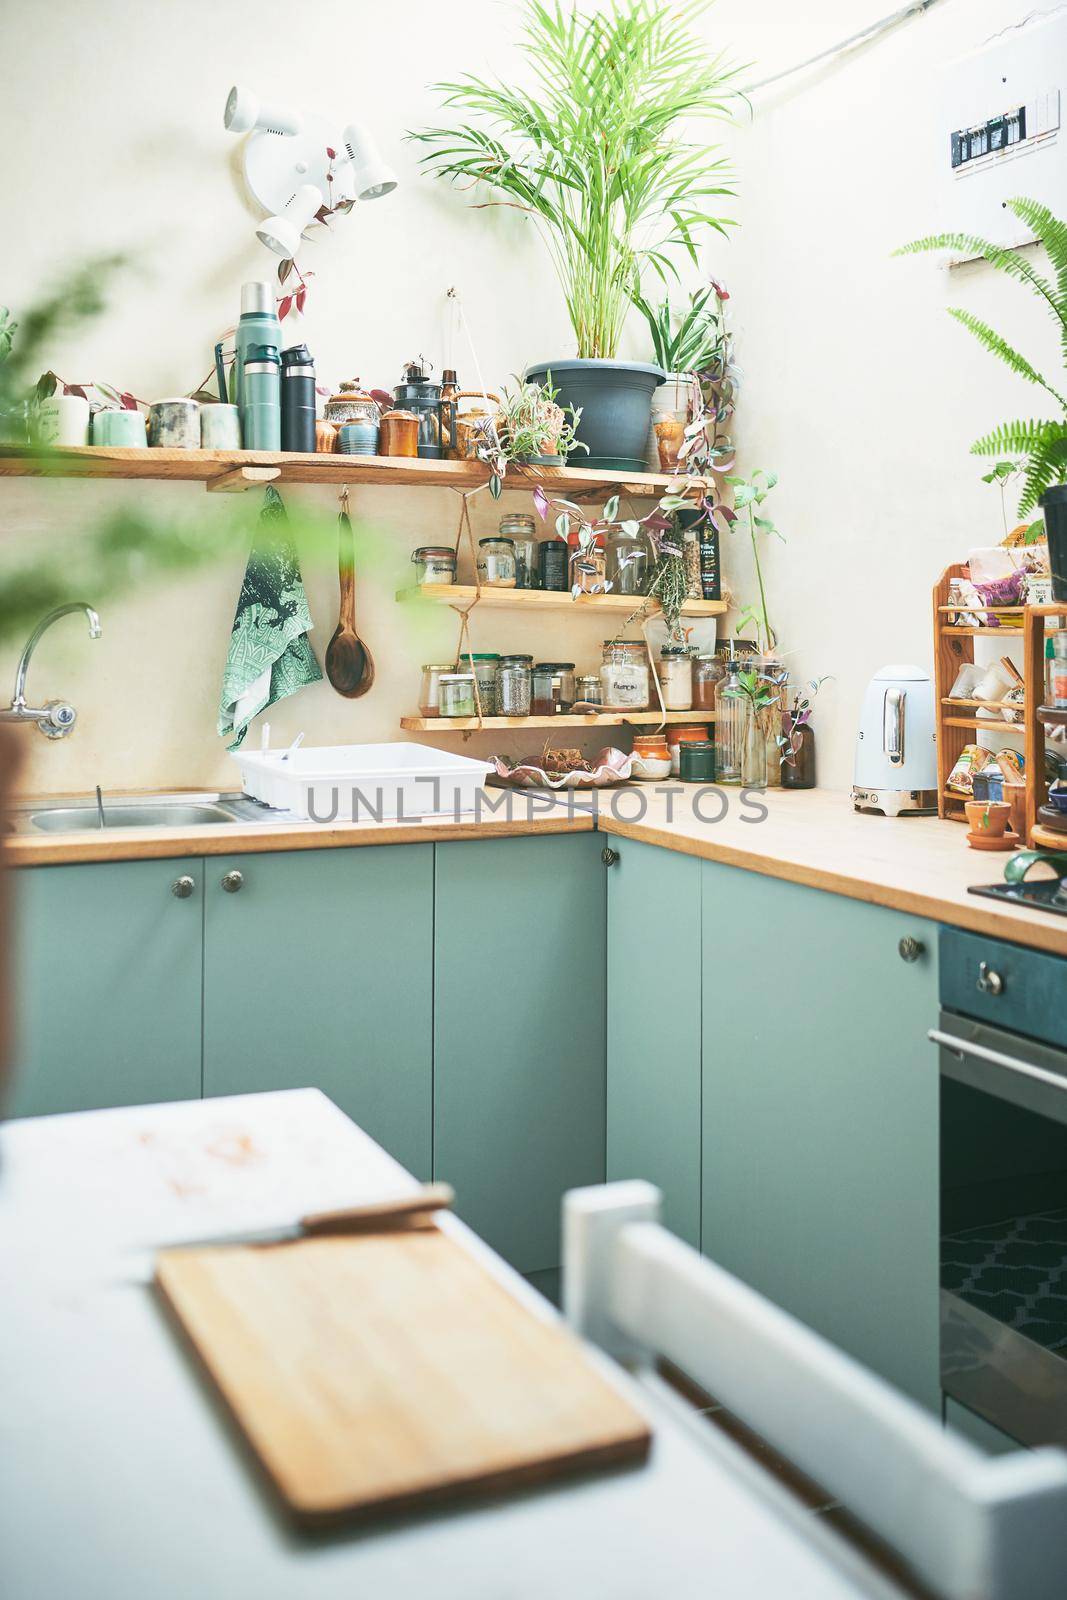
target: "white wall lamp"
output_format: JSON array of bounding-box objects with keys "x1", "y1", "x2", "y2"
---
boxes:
[{"x1": 224, "y1": 85, "x2": 398, "y2": 263}]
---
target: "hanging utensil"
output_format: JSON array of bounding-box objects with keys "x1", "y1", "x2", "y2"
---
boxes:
[{"x1": 325, "y1": 487, "x2": 374, "y2": 698}]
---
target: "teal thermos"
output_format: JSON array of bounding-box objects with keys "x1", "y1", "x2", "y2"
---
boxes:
[
  {"x1": 233, "y1": 281, "x2": 281, "y2": 417},
  {"x1": 242, "y1": 344, "x2": 281, "y2": 450}
]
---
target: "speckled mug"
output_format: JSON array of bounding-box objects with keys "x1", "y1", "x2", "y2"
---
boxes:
[{"x1": 147, "y1": 397, "x2": 200, "y2": 449}]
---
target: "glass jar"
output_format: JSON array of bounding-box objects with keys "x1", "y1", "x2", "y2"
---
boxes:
[
  {"x1": 759, "y1": 700, "x2": 783, "y2": 789},
  {"x1": 418, "y1": 661, "x2": 455, "y2": 717},
  {"x1": 600, "y1": 641, "x2": 649, "y2": 711},
  {"x1": 693, "y1": 654, "x2": 725, "y2": 712},
  {"x1": 630, "y1": 733, "x2": 671, "y2": 782},
  {"x1": 476, "y1": 536, "x2": 516, "y2": 588},
  {"x1": 667, "y1": 724, "x2": 711, "y2": 778},
  {"x1": 531, "y1": 662, "x2": 576, "y2": 714},
  {"x1": 574, "y1": 674, "x2": 602, "y2": 707},
  {"x1": 568, "y1": 530, "x2": 607, "y2": 594},
  {"x1": 714, "y1": 662, "x2": 747, "y2": 783},
  {"x1": 438, "y1": 672, "x2": 477, "y2": 718},
  {"x1": 781, "y1": 722, "x2": 816, "y2": 789},
  {"x1": 742, "y1": 709, "x2": 768, "y2": 787},
  {"x1": 457, "y1": 651, "x2": 500, "y2": 715},
  {"x1": 606, "y1": 524, "x2": 650, "y2": 596},
  {"x1": 500, "y1": 514, "x2": 539, "y2": 590},
  {"x1": 679, "y1": 739, "x2": 716, "y2": 783},
  {"x1": 539, "y1": 537, "x2": 568, "y2": 592},
  {"x1": 498, "y1": 661, "x2": 532, "y2": 717},
  {"x1": 411, "y1": 545, "x2": 457, "y2": 586},
  {"x1": 656, "y1": 646, "x2": 694, "y2": 711}
]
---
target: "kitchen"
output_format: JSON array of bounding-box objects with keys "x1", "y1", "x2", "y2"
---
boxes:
[{"x1": 3, "y1": 1, "x2": 1067, "y2": 1596}]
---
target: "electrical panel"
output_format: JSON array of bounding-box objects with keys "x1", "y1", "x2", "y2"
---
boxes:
[{"x1": 941, "y1": 9, "x2": 1065, "y2": 258}]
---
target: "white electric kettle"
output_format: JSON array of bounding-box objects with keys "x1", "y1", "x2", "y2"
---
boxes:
[{"x1": 852, "y1": 664, "x2": 938, "y2": 817}]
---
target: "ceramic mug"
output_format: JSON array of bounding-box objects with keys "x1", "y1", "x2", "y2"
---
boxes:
[
  {"x1": 35, "y1": 394, "x2": 91, "y2": 447},
  {"x1": 91, "y1": 408, "x2": 147, "y2": 447},
  {"x1": 147, "y1": 397, "x2": 200, "y2": 449},
  {"x1": 200, "y1": 404, "x2": 242, "y2": 450}
]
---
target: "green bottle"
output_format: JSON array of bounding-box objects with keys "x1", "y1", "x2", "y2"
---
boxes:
[{"x1": 233, "y1": 282, "x2": 281, "y2": 418}]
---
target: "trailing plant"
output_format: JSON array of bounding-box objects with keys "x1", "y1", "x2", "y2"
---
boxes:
[
  {"x1": 782, "y1": 676, "x2": 829, "y2": 768},
  {"x1": 494, "y1": 378, "x2": 586, "y2": 464},
  {"x1": 412, "y1": 0, "x2": 739, "y2": 360},
  {"x1": 896, "y1": 197, "x2": 1067, "y2": 515}
]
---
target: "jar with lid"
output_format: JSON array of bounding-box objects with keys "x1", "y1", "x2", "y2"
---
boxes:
[
  {"x1": 693, "y1": 653, "x2": 725, "y2": 712},
  {"x1": 606, "y1": 523, "x2": 650, "y2": 596},
  {"x1": 656, "y1": 645, "x2": 693, "y2": 711},
  {"x1": 418, "y1": 662, "x2": 455, "y2": 717},
  {"x1": 568, "y1": 530, "x2": 606, "y2": 593},
  {"x1": 600, "y1": 641, "x2": 649, "y2": 711},
  {"x1": 438, "y1": 672, "x2": 477, "y2": 718},
  {"x1": 411, "y1": 545, "x2": 457, "y2": 586},
  {"x1": 630, "y1": 733, "x2": 671, "y2": 782},
  {"x1": 457, "y1": 651, "x2": 500, "y2": 715},
  {"x1": 574, "y1": 674, "x2": 602, "y2": 707},
  {"x1": 498, "y1": 658, "x2": 532, "y2": 717},
  {"x1": 679, "y1": 739, "x2": 716, "y2": 784},
  {"x1": 476, "y1": 536, "x2": 517, "y2": 588},
  {"x1": 379, "y1": 409, "x2": 420, "y2": 457},
  {"x1": 539, "y1": 536, "x2": 568, "y2": 592},
  {"x1": 531, "y1": 662, "x2": 576, "y2": 714},
  {"x1": 499, "y1": 514, "x2": 539, "y2": 590},
  {"x1": 323, "y1": 381, "x2": 381, "y2": 431},
  {"x1": 666, "y1": 723, "x2": 711, "y2": 778}
]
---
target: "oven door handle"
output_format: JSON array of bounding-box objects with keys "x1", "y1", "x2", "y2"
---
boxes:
[{"x1": 929, "y1": 1028, "x2": 1067, "y2": 1095}]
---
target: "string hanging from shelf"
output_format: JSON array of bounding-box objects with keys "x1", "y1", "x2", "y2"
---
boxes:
[{"x1": 448, "y1": 488, "x2": 486, "y2": 734}]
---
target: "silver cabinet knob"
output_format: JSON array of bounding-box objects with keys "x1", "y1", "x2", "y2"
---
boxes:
[
  {"x1": 221, "y1": 870, "x2": 244, "y2": 894},
  {"x1": 977, "y1": 961, "x2": 1004, "y2": 996},
  {"x1": 171, "y1": 875, "x2": 195, "y2": 899},
  {"x1": 898, "y1": 936, "x2": 925, "y2": 963},
  {"x1": 601, "y1": 846, "x2": 620, "y2": 866}
]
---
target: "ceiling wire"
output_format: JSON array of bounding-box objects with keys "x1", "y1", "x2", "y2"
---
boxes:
[{"x1": 739, "y1": 0, "x2": 948, "y2": 95}]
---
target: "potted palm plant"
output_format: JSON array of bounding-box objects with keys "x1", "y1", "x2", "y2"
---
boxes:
[{"x1": 412, "y1": 0, "x2": 738, "y2": 471}]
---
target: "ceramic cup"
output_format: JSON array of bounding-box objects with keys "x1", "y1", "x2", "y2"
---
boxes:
[
  {"x1": 91, "y1": 408, "x2": 148, "y2": 447},
  {"x1": 337, "y1": 422, "x2": 379, "y2": 455},
  {"x1": 147, "y1": 397, "x2": 200, "y2": 449},
  {"x1": 200, "y1": 404, "x2": 242, "y2": 450},
  {"x1": 35, "y1": 394, "x2": 91, "y2": 447}
]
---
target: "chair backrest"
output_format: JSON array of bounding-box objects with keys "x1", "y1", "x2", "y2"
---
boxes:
[{"x1": 563, "y1": 1181, "x2": 1067, "y2": 1600}]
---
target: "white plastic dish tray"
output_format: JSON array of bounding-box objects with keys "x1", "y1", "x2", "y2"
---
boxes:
[{"x1": 236, "y1": 742, "x2": 493, "y2": 822}]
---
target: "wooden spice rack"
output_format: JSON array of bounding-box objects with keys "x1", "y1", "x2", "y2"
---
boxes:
[
  {"x1": 932, "y1": 562, "x2": 1027, "y2": 822},
  {"x1": 1023, "y1": 602, "x2": 1067, "y2": 850},
  {"x1": 395, "y1": 584, "x2": 727, "y2": 618}
]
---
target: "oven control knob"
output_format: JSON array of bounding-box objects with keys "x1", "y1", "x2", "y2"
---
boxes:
[{"x1": 977, "y1": 961, "x2": 1004, "y2": 996}]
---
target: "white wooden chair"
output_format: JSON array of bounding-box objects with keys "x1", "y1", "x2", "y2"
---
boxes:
[{"x1": 563, "y1": 1181, "x2": 1067, "y2": 1600}]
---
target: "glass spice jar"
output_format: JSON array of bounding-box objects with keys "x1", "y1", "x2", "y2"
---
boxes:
[
  {"x1": 600, "y1": 641, "x2": 649, "y2": 711},
  {"x1": 539, "y1": 537, "x2": 568, "y2": 591},
  {"x1": 498, "y1": 660, "x2": 532, "y2": 717},
  {"x1": 500, "y1": 514, "x2": 539, "y2": 590},
  {"x1": 438, "y1": 671, "x2": 477, "y2": 718},
  {"x1": 476, "y1": 536, "x2": 517, "y2": 588},
  {"x1": 606, "y1": 523, "x2": 650, "y2": 596},
  {"x1": 568, "y1": 530, "x2": 607, "y2": 593},
  {"x1": 574, "y1": 674, "x2": 602, "y2": 707},
  {"x1": 457, "y1": 651, "x2": 500, "y2": 715},
  {"x1": 531, "y1": 662, "x2": 576, "y2": 714},
  {"x1": 692, "y1": 653, "x2": 725, "y2": 712},
  {"x1": 411, "y1": 545, "x2": 457, "y2": 586},
  {"x1": 656, "y1": 646, "x2": 694, "y2": 711},
  {"x1": 418, "y1": 662, "x2": 455, "y2": 717}
]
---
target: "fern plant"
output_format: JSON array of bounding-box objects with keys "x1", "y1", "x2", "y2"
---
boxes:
[{"x1": 896, "y1": 197, "x2": 1067, "y2": 515}]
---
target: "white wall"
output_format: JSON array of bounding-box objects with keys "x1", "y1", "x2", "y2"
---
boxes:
[{"x1": 0, "y1": 0, "x2": 1059, "y2": 795}]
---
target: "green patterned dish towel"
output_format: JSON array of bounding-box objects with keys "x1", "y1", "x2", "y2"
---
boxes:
[{"x1": 219, "y1": 486, "x2": 323, "y2": 751}]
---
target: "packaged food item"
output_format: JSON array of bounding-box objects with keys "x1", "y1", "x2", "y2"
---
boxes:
[
  {"x1": 995, "y1": 748, "x2": 1025, "y2": 785},
  {"x1": 946, "y1": 743, "x2": 995, "y2": 797}
]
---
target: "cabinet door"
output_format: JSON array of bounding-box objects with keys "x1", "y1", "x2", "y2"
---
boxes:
[
  {"x1": 434, "y1": 834, "x2": 606, "y2": 1273},
  {"x1": 701, "y1": 861, "x2": 940, "y2": 1410},
  {"x1": 607, "y1": 838, "x2": 702, "y2": 1247},
  {"x1": 10, "y1": 858, "x2": 203, "y2": 1118},
  {"x1": 202, "y1": 846, "x2": 433, "y2": 1179}
]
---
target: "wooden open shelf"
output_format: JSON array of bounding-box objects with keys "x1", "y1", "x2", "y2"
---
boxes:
[
  {"x1": 939, "y1": 624, "x2": 1024, "y2": 637},
  {"x1": 396, "y1": 584, "x2": 726, "y2": 618},
  {"x1": 0, "y1": 445, "x2": 686, "y2": 500},
  {"x1": 401, "y1": 710, "x2": 715, "y2": 732}
]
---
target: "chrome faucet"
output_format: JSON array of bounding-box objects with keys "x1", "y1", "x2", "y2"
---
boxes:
[{"x1": 0, "y1": 603, "x2": 101, "y2": 738}]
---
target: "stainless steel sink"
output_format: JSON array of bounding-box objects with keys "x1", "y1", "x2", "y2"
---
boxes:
[{"x1": 9, "y1": 792, "x2": 279, "y2": 834}]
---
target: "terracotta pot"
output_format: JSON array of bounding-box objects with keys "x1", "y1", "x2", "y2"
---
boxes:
[{"x1": 965, "y1": 799, "x2": 1012, "y2": 837}]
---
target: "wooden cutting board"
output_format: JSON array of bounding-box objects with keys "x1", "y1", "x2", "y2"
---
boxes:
[{"x1": 155, "y1": 1227, "x2": 651, "y2": 1524}]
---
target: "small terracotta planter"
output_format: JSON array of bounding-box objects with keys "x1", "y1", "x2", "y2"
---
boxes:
[{"x1": 965, "y1": 799, "x2": 1012, "y2": 837}]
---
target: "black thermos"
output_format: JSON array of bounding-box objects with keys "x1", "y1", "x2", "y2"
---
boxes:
[{"x1": 280, "y1": 344, "x2": 316, "y2": 452}]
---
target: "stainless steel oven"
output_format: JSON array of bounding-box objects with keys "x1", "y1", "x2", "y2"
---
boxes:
[{"x1": 935, "y1": 928, "x2": 1067, "y2": 1447}]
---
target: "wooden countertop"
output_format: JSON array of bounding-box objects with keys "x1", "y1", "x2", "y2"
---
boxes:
[
  {"x1": 3, "y1": 795, "x2": 594, "y2": 867},
  {"x1": 597, "y1": 786, "x2": 1067, "y2": 958}
]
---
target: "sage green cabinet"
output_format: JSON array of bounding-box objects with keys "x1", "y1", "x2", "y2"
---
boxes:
[
  {"x1": 11, "y1": 857, "x2": 203, "y2": 1118},
  {"x1": 606, "y1": 837, "x2": 702, "y2": 1247},
  {"x1": 202, "y1": 845, "x2": 433, "y2": 1179},
  {"x1": 700, "y1": 860, "x2": 940, "y2": 1410},
  {"x1": 433, "y1": 834, "x2": 606, "y2": 1273}
]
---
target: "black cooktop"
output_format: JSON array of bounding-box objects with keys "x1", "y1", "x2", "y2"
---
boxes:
[{"x1": 970, "y1": 878, "x2": 1067, "y2": 918}]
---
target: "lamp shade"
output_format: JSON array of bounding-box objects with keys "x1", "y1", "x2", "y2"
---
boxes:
[
  {"x1": 342, "y1": 122, "x2": 398, "y2": 201},
  {"x1": 224, "y1": 85, "x2": 302, "y2": 138},
  {"x1": 255, "y1": 184, "x2": 323, "y2": 258}
]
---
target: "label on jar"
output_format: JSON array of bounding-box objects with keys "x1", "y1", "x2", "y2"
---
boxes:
[{"x1": 479, "y1": 552, "x2": 516, "y2": 584}]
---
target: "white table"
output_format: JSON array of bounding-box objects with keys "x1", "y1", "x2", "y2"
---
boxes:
[{"x1": 0, "y1": 1091, "x2": 899, "y2": 1599}]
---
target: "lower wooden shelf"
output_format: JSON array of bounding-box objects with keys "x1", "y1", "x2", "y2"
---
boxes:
[
  {"x1": 401, "y1": 710, "x2": 716, "y2": 732},
  {"x1": 396, "y1": 584, "x2": 727, "y2": 618},
  {"x1": 943, "y1": 715, "x2": 1023, "y2": 735}
]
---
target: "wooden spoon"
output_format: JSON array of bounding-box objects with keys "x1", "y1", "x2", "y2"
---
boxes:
[{"x1": 325, "y1": 505, "x2": 373, "y2": 698}]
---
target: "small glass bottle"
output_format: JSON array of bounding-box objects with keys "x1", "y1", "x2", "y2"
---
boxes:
[
  {"x1": 656, "y1": 646, "x2": 694, "y2": 711},
  {"x1": 781, "y1": 722, "x2": 816, "y2": 789},
  {"x1": 418, "y1": 661, "x2": 455, "y2": 717},
  {"x1": 500, "y1": 514, "x2": 539, "y2": 590},
  {"x1": 574, "y1": 674, "x2": 602, "y2": 706},
  {"x1": 714, "y1": 660, "x2": 747, "y2": 784}
]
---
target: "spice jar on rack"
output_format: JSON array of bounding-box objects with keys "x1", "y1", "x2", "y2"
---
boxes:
[
  {"x1": 568, "y1": 529, "x2": 606, "y2": 593},
  {"x1": 539, "y1": 536, "x2": 568, "y2": 592},
  {"x1": 656, "y1": 645, "x2": 694, "y2": 711},
  {"x1": 411, "y1": 545, "x2": 457, "y2": 586},
  {"x1": 457, "y1": 651, "x2": 500, "y2": 715},
  {"x1": 438, "y1": 671, "x2": 477, "y2": 718},
  {"x1": 600, "y1": 640, "x2": 649, "y2": 711},
  {"x1": 574, "y1": 673, "x2": 602, "y2": 707},
  {"x1": 693, "y1": 653, "x2": 724, "y2": 712},
  {"x1": 419, "y1": 662, "x2": 455, "y2": 717},
  {"x1": 531, "y1": 662, "x2": 576, "y2": 714},
  {"x1": 498, "y1": 655, "x2": 533, "y2": 717},
  {"x1": 606, "y1": 523, "x2": 650, "y2": 596},
  {"x1": 476, "y1": 536, "x2": 517, "y2": 588},
  {"x1": 499, "y1": 514, "x2": 539, "y2": 589}
]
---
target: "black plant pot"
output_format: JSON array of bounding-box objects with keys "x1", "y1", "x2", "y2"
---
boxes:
[
  {"x1": 525, "y1": 359, "x2": 664, "y2": 472},
  {"x1": 1043, "y1": 485, "x2": 1067, "y2": 601}
]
